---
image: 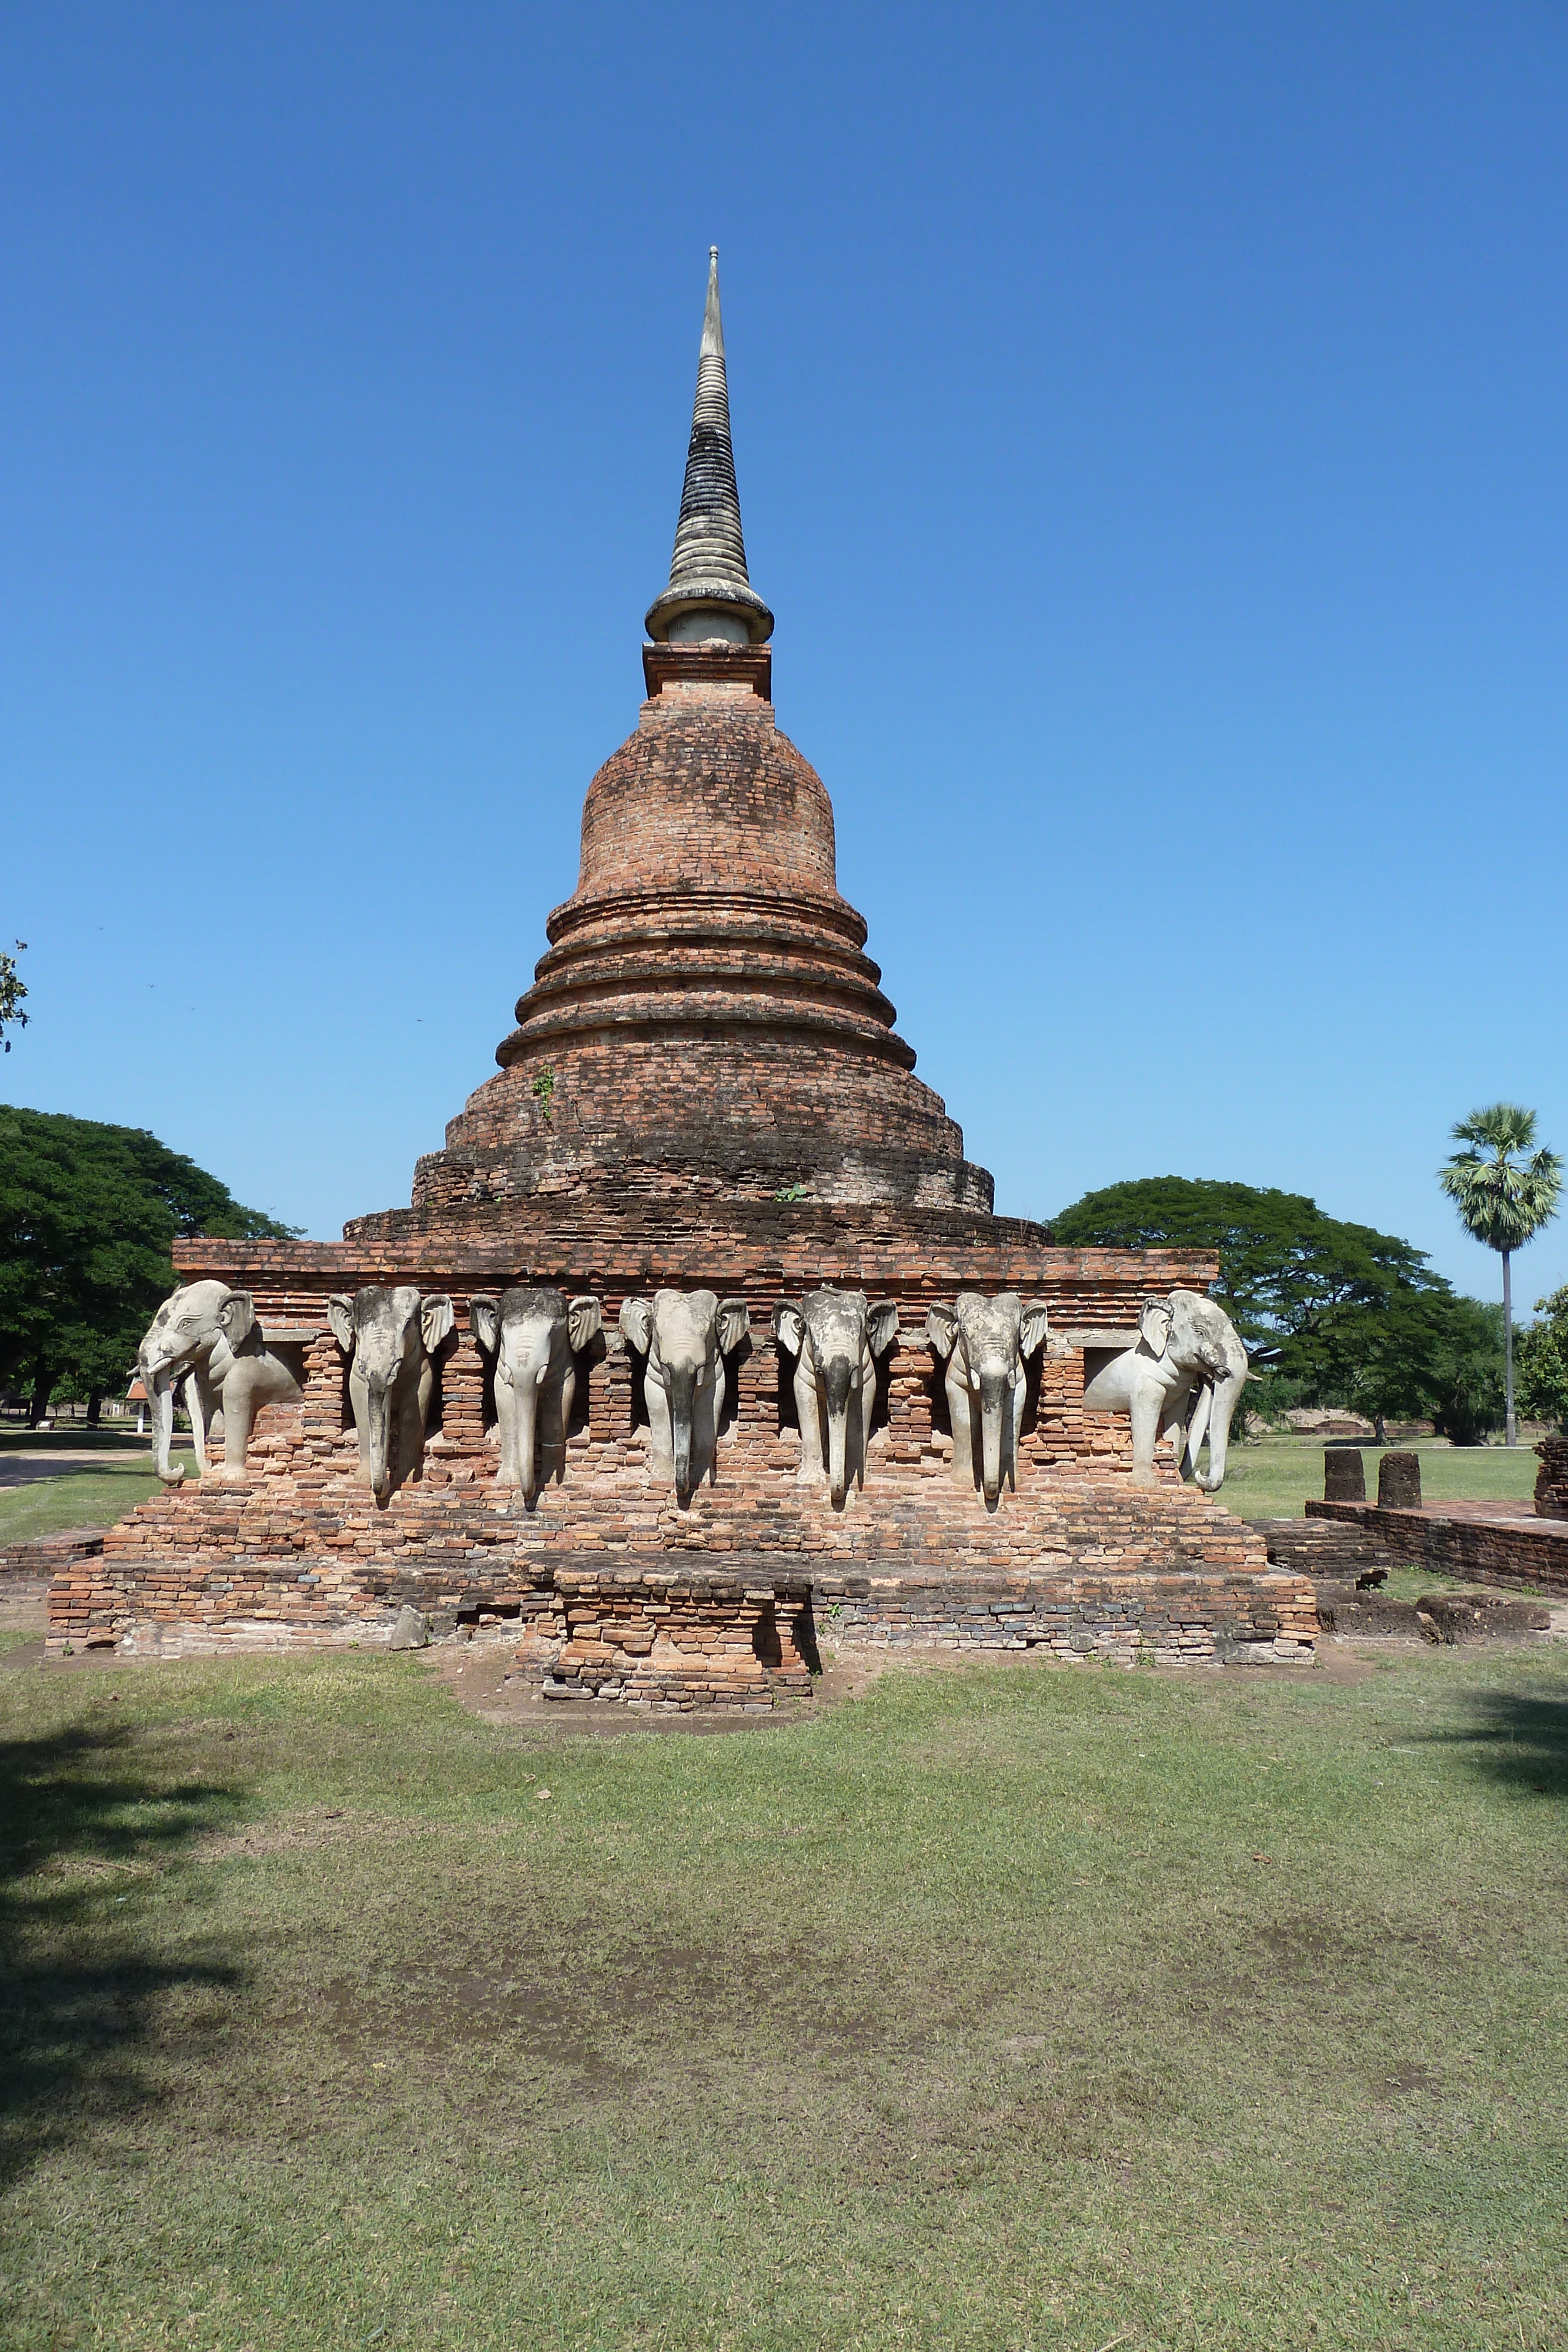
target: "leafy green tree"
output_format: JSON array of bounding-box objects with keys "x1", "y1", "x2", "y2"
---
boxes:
[
  {"x1": 1051, "y1": 1175, "x2": 1505, "y2": 1441},
  {"x1": 1439, "y1": 1104, "x2": 1563, "y2": 1446},
  {"x1": 0, "y1": 1105, "x2": 297, "y2": 1425},
  {"x1": 1516, "y1": 1287, "x2": 1568, "y2": 1433},
  {"x1": 0, "y1": 941, "x2": 26, "y2": 1053}
]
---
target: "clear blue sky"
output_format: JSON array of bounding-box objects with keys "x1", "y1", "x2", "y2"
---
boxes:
[{"x1": 4, "y1": 3, "x2": 1566, "y2": 1310}]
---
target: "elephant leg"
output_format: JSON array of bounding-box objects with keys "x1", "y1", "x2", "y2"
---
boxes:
[
  {"x1": 493, "y1": 1381, "x2": 519, "y2": 1488},
  {"x1": 222, "y1": 1379, "x2": 256, "y2": 1474},
  {"x1": 1007, "y1": 1370, "x2": 1027, "y2": 1492},
  {"x1": 701, "y1": 1361, "x2": 727, "y2": 1486},
  {"x1": 794, "y1": 1362, "x2": 825, "y2": 1481},
  {"x1": 1179, "y1": 1382, "x2": 1212, "y2": 1479},
  {"x1": 850, "y1": 1346, "x2": 876, "y2": 1490},
  {"x1": 400, "y1": 1365, "x2": 433, "y2": 1484},
  {"x1": 1129, "y1": 1381, "x2": 1163, "y2": 1485},
  {"x1": 349, "y1": 1362, "x2": 372, "y2": 1475},
  {"x1": 947, "y1": 1371, "x2": 977, "y2": 1491},
  {"x1": 184, "y1": 1371, "x2": 210, "y2": 1479},
  {"x1": 545, "y1": 1364, "x2": 576, "y2": 1486},
  {"x1": 644, "y1": 1378, "x2": 674, "y2": 1481}
]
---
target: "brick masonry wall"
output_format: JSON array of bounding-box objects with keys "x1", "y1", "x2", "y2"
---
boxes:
[
  {"x1": 57, "y1": 1292, "x2": 1310, "y2": 1671},
  {"x1": 1534, "y1": 1436, "x2": 1568, "y2": 1519},
  {"x1": 3, "y1": 1526, "x2": 104, "y2": 1605},
  {"x1": 1308, "y1": 1498, "x2": 1568, "y2": 1598}
]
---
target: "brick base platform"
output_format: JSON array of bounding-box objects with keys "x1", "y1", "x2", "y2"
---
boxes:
[{"x1": 1307, "y1": 1498, "x2": 1568, "y2": 1599}]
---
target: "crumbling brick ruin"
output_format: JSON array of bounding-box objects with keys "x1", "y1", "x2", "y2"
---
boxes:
[{"x1": 63, "y1": 253, "x2": 1314, "y2": 1690}]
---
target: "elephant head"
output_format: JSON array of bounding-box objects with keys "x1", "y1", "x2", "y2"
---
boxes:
[
  {"x1": 619, "y1": 1288, "x2": 749, "y2": 1501},
  {"x1": 138, "y1": 1280, "x2": 256, "y2": 1484},
  {"x1": 925, "y1": 1291, "x2": 1051, "y2": 1507},
  {"x1": 773, "y1": 1288, "x2": 899, "y2": 1507},
  {"x1": 1138, "y1": 1288, "x2": 1249, "y2": 1492},
  {"x1": 328, "y1": 1285, "x2": 453, "y2": 1502},
  {"x1": 470, "y1": 1287, "x2": 601, "y2": 1501}
]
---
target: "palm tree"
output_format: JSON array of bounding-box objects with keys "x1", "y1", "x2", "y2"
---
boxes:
[{"x1": 1439, "y1": 1104, "x2": 1563, "y2": 1446}]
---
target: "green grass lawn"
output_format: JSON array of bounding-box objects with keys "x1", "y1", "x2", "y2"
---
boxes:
[
  {"x1": 1222, "y1": 1438, "x2": 1541, "y2": 1522},
  {"x1": 2, "y1": 1642, "x2": 1565, "y2": 2349},
  {"x1": 0, "y1": 1454, "x2": 196, "y2": 1544}
]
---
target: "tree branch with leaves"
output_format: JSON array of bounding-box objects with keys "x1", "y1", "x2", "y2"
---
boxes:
[{"x1": 0, "y1": 941, "x2": 27, "y2": 1053}]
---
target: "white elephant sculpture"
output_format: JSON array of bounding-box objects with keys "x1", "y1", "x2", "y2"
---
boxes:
[
  {"x1": 328, "y1": 1285, "x2": 454, "y2": 1502},
  {"x1": 925, "y1": 1292, "x2": 1051, "y2": 1508},
  {"x1": 1081, "y1": 1288, "x2": 1248, "y2": 1492},
  {"x1": 773, "y1": 1288, "x2": 899, "y2": 1508},
  {"x1": 618, "y1": 1288, "x2": 749, "y2": 1501},
  {"x1": 138, "y1": 1280, "x2": 304, "y2": 1485},
  {"x1": 469, "y1": 1287, "x2": 601, "y2": 1501}
]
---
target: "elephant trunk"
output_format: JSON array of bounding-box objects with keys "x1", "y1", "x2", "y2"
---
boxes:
[
  {"x1": 1196, "y1": 1371, "x2": 1242, "y2": 1492},
  {"x1": 515, "y1": 1370, "x2": 542, "y2": 1505},
  {"x1": 146, "y1": 1359, "x2": 183, "y2": 1485},
  {"x1": 364, "y1": 1374, "x2": 396, "y2": 1501},
  {"x1": 978, "y1": 1370, "x2": 1010, "y2": 1505},
  {"x1": 667, "y1": 1365, "x2": 698, "y2": 1499},
  {"x1": 823, "y1": 1357, "x2": 854, "y2": 1509}
]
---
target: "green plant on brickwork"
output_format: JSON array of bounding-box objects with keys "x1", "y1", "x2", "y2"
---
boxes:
[
  {"x1": 772, "y1": 1182, "x2": 808, "y2": 1202},
  {"x1": 530, "y1": 1066, "x2": 556, "y2": 1125}
]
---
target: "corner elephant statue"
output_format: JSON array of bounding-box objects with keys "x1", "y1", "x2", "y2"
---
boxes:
[
  {"x1": 469, "y1": 1287, "x2": 601, "y2": 1502},
  {"x1": 925, "y1": 1292, "x2": 1051, "y2": 1508},
  {"x1": 138, "y1": 1281, "x2": 305, "y2": 1485},
  {"x1": 773, "y1": 1288, "x2": 899, "y2": 1508},
  {"x1": 618, "y1": 1288, "x2": 749, "y2": 1502},
  {"x1": 328, "y1": 1286, "x2": 454, "y2": 1503},
  {"x1": 1081, "y1": 1288, "x2": 1248, "y2": 1492}
]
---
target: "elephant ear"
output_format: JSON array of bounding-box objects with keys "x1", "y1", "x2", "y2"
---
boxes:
[
  {"x1": 865, "y1": 1299, "x2": 901, "y2": 1357},
  {"x1": 1139, "y1": 1299, "x2": 1173, "y2": 1359},
  {"x1": 1019, "y1": 1300, "x2": 1051, "y2": 1359},
  {"x1": 327, "y1": 1294, "x2": 357, "y2": 1357},
  {"x1": 717, "y1": 1298, "x2": 751, "y2": 1354},
  {"x1": 420, "y1": 1294, "x2": 455, "y2": 1354},
  {"x1": 469, "y1": 1296, "x2": 500, "y2": 1355},
  {"x1": 567, "y1": 1295, "x2": 602, "y2": 1352},
  {"x1": 773, "y1": 1301, "x2": 806, "y2": 1357},
  {"x1": 217, "y1": 1290, "x2": 256, "y2": 1349},
  {"x1": 925, "y1": 1303, "x2": 958, "y2": 1360},
  {"x1": 619, "y1": 1296, "x2": 653, "y2": 1356}
]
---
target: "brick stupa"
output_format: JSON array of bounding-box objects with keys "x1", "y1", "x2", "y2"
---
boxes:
[{"x1": 54, "y1": 254, "x2": 1313, "y2": 1690}]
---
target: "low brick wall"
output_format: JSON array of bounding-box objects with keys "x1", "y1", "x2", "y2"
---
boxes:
[
  {"x1": 1307, "y1": 1499, "x2": 1568, "y2": 1598},
  {"x1": 814, "y1": 1563, "x2": 1315, "y2": 1666},
  {"x1": 1, "y1": 1526, "x2": 105, "y2": 1605}
]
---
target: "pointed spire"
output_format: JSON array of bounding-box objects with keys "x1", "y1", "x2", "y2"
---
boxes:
[{"x1": 646, "y1": 249, "x2": 774, "y2": 644}]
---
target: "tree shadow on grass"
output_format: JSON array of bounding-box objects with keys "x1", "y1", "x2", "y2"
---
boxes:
[
  {"x1": 0, "y1": 1721, "x2": 245, "y2": 2188},
  {"x1": 1425, "y1": 1690, "x2": 1568, "y2": 1800}
]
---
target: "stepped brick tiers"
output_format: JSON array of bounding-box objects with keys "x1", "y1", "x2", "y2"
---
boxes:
[{"x1": 62, "y1": 253, "x2": 1314, "y2": 1693}]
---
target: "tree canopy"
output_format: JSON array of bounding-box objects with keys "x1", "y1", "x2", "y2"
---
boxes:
[
  {"x1": 0, "y1": 1105, "x2": 297, "y2": 1421},
  {"x1": 1051, "y1": 1175, "x2": 1505, "y2": 1439},
  {"x1": 1517, "y1": 1288, "x2": 1568, "y2": 1433},
  {"x1": 1437, "y1": 1102, "x2": 1562, "y2": 1445}
]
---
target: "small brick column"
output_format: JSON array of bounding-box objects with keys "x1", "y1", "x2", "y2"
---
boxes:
[
  {"x1": 1323, "y1": 1449, "x2": 1366, "y2": 1504},
  {"x1": 1378, "y1": 1451, "x2": 1422, "y2": 1509}
]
